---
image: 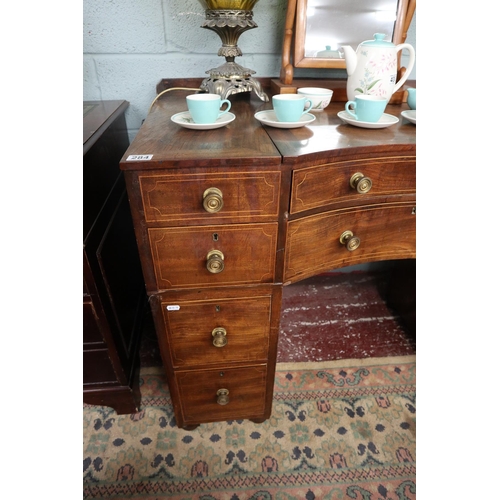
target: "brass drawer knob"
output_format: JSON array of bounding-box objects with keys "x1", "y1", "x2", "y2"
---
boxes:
[
  {"x1": 206, "y1": 250, "x2": 225, "y2": 273},
  {"x1": 212, "y1": 327, "x2": 228, "y2": 347},
  {"x1": 203, "y1": 187, "x2": 224, "y2": 213},
  {"x1": 350, "y1": 172, "x2": 372, "y2": 194},
  {"x1": 340, "y1": 230, "x2": 361, "y2": 252},
  {"x1": 216, "y1": 388, "x2": 229, "y2": 405}
]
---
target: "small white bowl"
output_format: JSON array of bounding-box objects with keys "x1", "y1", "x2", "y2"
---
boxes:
[{"x1": 297, "y1": 87, "x2": 334, "y2": 111}]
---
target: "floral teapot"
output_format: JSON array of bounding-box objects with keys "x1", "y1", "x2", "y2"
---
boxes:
[{"x1": 342, "y1": 33, "x2": 415, "y2": 101}]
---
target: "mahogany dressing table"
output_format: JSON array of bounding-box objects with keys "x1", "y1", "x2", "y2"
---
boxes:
[{"x1": 120, "y1": 87, "x2": 416, "y2": 428}]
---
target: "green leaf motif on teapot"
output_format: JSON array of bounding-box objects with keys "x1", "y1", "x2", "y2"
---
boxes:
[{"x1": 354, "y1": 78, "x2": 381, "y2": 96}]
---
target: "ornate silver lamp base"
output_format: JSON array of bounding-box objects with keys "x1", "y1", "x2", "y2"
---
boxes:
[
  {"x1": 200, "y1": 61, "x2": 268, "y2": 101},
  {"x1": 201, "y1": 9, "x2": 269, "y2": 102}
]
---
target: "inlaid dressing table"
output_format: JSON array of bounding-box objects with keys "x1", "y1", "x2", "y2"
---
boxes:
[{"x1": 120, "y1": 86, "x2": 416, "y2": 428}]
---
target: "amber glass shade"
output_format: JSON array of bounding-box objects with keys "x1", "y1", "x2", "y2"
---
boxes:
[{"x1": 198, "y1": 0, "x2": 259, "y2": 9}]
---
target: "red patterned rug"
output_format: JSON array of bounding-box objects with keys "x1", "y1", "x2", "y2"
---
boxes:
[{"x1": 83, "y1": 356, "x2": 416, "y2": 499}]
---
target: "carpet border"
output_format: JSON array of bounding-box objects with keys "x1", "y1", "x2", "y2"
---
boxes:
[{"x1": 277, "y1": 355, "x2": 416, "y2": 371}]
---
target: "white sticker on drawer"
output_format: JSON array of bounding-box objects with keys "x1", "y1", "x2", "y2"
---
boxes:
[
  {"x1": 166, "y1": 305, "x2": 180, "y2": 311},
  {"x1": 126, "y1": 154, "x2": 153, "y2": 161}
]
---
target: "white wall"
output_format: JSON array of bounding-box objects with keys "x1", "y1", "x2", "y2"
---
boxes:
[{"x1": 83, "y1": 0, "x2": 416, "y2": 140}]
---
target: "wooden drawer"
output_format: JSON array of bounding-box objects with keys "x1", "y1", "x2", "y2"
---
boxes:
[
  {"x1": 175, "y1": 365, "x2": 267, "y2": 424},
  {"x1": 138, "y1": 170, "x2": 281, "y2": 225},
  {"x1": 290, "y1": 156, "x2": 415, "y2": 214},
  {"x1": 162, "y1": 295, "x2": 272, "y2": 369},
  {"x1": 148, "y1": 223, "x2": 277, "y2": 289},
  {"x1": 284, "y1": 202, "x2": 416, "y2": 283}
]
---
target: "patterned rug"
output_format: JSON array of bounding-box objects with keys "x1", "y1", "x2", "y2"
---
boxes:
[{"x1": 83, "y1": 356, "x2": 416, "y2": 499}]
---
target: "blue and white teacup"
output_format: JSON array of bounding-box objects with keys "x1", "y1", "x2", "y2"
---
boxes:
[
  {"x1": 186, "y1": 93, "x2": 231, "y2": 124},
  {"x1": 345, "y1": 95, "x2": 387, "y2": 122},
  {"x1": 272, "y1": 94, "x2": 313, "y2": 122}
]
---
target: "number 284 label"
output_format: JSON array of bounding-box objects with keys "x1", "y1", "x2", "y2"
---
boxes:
[{"x1": 126, "y1": 154, "x2": 153, "y2": 161}]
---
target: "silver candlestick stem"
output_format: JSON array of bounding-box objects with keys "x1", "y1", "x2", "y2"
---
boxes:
[{"x1": 200, "y1": 8, "x2": 269, "y2": 101}]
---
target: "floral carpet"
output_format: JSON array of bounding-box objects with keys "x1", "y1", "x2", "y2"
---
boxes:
[{"x1": 83, "y1": 356, "x2": 416, "y2": 499}]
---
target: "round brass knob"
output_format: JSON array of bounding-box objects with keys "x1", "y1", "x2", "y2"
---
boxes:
[
  {"x1": 350, "y1": 173, "x2": 372, "y2": 194},
  {"x1": 203, "y1": 187, "x2": 224, "y2": 213},
  {"x1": 206, "y1": 250, "x2": 225, "y2": 273},
  {"x1": 212, "y1": 327, "x2": 228, "y2": 347},
  {"x1": 340, "y1": 230, "x2": 361, "y2": 252},
  {"x1": 217, "y1": 388, "x2": 229, "y2": 405}
]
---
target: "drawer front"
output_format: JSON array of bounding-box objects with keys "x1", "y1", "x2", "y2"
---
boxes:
[
  {"x1": 162, "y1": 295, "x2": 272, "y2": 369},
  {"x1": 149, "y1": 223, "x2": 277, "y2": 289},
  {"x1": 284, "y1": 203, "x2": 416, "y2": 283},
  {"x1": 176, "y1": 365, "x2": 267, "y2": 423},
  {"x1": 139, "y1": 171, "x2": 281, "y2": 225},
  {"x1": 290, "y1": 157, "x2": 415, "y2": 214}
]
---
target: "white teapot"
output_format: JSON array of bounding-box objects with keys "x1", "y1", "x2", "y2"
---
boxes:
[{"x1": 342, "y1": 33, "x2": 415, "y2": 101}]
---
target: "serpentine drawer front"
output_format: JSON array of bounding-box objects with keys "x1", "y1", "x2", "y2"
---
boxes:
[
  {"x1": 138, "y1": 170, "x2": 281, "y2": 225},
  {"x1": 290, "y1": 156, "x2": 416, "y2": 214},
  {"x1": 284, "y1": 202, "x2": 416, "y2": 283},
  {"x1": 148, "y1": 223, "x2": 278, "y2": 289},
  {"x1": 161, "y1": 294, "x2": 272, "y2": 369},
  {"x1": 175, "y1": 365, "x2": 268, "y2": 425}
]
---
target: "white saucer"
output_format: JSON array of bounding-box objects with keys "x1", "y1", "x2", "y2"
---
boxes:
[
  {"x1": 171, "y1": 111, "x2": 235, "y2": 130},
  {"x1": 337, "y1": 111, "x2": 399, "y2": 129},
  {"x1": 401, "y1": 110, "x2": 416, "y2": 124},
  {"x1": 254, "y1": 110, "x2": 316, "y2": 129}
]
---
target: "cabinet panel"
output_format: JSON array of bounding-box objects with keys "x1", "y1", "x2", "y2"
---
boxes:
[
  {"x1": 290, "y1": 156, "x2": 415, "y2": 214},
  {"x1": 83, "y1": 350, "x2": 118, "y2": 385},
  {"x1": 139, "y1": 171, "x2": 281, "y2": 225},
  {"x1": 83, "y1": 300, "x2": 105, "y2": 345},
  {"x1": 149, "y1": 223, "x2": 278, "y2": 289},
  {"x1": 162, "y1": 295, "x2": 272, "y2": 369},
  {"x1": 176, "y1": 365, "x2": 267, "y2": 424},
  {"x1": 284, "y1": 203, "x2": 416, "y2": 283}
]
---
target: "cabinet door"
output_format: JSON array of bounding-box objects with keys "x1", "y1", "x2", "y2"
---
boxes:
[
  {"x1": 148, "y1": 223, "x2": 278, "y2": 289},
  {"x1": 284, "y1": 203, "x2": 416, "y2": 283}
]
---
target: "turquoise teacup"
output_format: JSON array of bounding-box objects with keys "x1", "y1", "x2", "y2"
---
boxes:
[
  {"x1": 272, "y1": 94, "x2": 313, "y2": 122},
  {"x1": 345, "y1": 95, "x2": 387, "y2": 122},
  {"x1": 406, "y1": 88, "x2": 416, "y2": 110},
  {"x1": 186, "y1": 93, "x2": 231, "y2": 124}
]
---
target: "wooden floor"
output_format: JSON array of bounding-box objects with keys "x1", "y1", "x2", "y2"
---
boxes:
[{"x1": 139, "y1": 262, "x2": 416, "y2": 368}]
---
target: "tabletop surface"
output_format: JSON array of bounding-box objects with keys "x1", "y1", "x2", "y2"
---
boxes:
[{"x1": 120, "y1": 91, "x2": 415, "y2": 170}]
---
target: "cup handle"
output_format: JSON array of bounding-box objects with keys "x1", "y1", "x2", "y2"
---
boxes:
[
  {"x1": 345, "y1": 101, "x2": 357, "y2": 119},
  {"x1": 218, "y1": 99, "x2": 231, "y2": 117},
  {"x1": 303, "y1": 99, "x2": 313, "y2": 115}
]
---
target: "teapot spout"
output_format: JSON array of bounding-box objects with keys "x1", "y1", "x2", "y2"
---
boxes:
[{"x1": 342, "y1": 45, "x2": 357, "y2": 76}]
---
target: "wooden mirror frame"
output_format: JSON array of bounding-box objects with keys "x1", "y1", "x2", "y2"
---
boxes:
[{"x1": 280, "y1": 0, "x2": 416, "y2": 85}]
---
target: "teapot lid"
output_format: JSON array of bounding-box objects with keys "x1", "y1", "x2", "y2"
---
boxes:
[{"x1": 360, "y1": 33, "x2": 394, "y2": 47}]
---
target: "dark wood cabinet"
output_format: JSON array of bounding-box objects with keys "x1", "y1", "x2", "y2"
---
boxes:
[{"x1": 83, "y1": 101, "x2": 146, "y2": 414}]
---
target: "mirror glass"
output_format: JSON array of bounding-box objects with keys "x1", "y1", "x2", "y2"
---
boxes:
[{"x1": 304, "y1": 0, "x2": 400, "y2": 58}]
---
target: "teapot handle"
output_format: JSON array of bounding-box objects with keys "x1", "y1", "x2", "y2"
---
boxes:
[{"x1": 393, "y1": 43, "x2": 416, "y2": 94}]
